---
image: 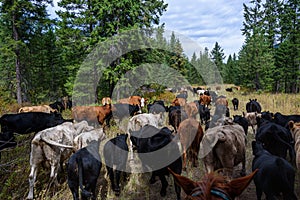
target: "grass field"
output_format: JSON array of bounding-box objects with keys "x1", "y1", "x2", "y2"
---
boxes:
[{"x1": 1, "y1": 87, "x2": 300, "y2": 199}]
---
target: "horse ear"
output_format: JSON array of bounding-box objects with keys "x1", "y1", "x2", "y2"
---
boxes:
[
  {"x1": 227, "y1": 169, "x2": 258, "y2": 197},
  {"x1": 168, "y1": 168, "x2": 198, "y2": 195}
]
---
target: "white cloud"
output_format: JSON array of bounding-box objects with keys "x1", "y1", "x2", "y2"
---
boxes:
[
  {"x1": 160, "y1": 0, "x2": 247, "y2": 59},
  {"x1": 47, "y1": 0, "x2": 246, "y2": 59}
]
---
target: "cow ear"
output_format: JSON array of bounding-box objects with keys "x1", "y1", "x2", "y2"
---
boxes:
[
  {"x1": 227, "y1": 169, "x2": 258, "y2": 197},
  {"x1": 288, "y1": 120, "x2": 295, "y2": 130},
  {"x1": 168, "y1": 168, "x2": 199, "y2": 195}
]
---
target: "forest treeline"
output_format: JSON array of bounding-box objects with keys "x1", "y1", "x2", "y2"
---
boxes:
[{"x1": 0, "y1": 0, "x2": 299, "y2": 105}]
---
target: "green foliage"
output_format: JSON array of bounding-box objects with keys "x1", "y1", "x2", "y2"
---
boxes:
[
  {"x1": 211, "y1": 42, "x2": 225, "y2": 77},
  {"x1": 221, "y1": 0, "x2": 300, "y2": 93}
]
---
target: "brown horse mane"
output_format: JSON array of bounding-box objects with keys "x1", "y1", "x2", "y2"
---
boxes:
[
  {"x1": 192, "y1": 172, "x2": 231, "y2": 199},
  {"x1": 169, "y1": 168, "x2": 258, "y2": 200},
  {"x1": 187, "y1": 169, "x2": 258, "y2": 199}
]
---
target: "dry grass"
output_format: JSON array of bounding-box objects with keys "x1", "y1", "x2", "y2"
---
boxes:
[{"x1": 1, "y1": 86, "x2": 300, "y2": 199}]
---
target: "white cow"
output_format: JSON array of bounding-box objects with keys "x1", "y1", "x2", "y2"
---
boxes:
[{"x1": 27, "y1": 121, "x2": 105, "y2": 199}]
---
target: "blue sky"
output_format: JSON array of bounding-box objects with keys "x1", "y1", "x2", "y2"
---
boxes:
[
  {"x1": 160, "y1": 0, "x2": 248, "y2": 59},
  {"x1": 48, "y1": 0, "x2": 248, "y2": 59}
]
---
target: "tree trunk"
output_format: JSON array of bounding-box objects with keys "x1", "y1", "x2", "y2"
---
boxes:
[{"x1": 13, "y1": 13, "x2": 22, "y2": 105}]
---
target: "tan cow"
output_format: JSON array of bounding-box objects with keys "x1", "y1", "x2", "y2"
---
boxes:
[
  {"x1": 18, "y1": 105, "x2": 57, "y2": 113},
  {"x1": 184, "y1": 102, "x2": 199, "y2": 119},
  {"x1": 288, "y1": 120, "x2": 300, "y2": 169},
  {"x1": 101, "y1": 97, "x2": 112, "y2": 105},
  {"x1": 171, "y1": 97, "x2": 186, "y2": 106},
  {"x1": 243, "y1": 112, "x2": 258, "y2": 134},
  {"x1": 199, "y1": 124, "x2": 246, "y2": 177},
  {"x1": 177, "y1": 118, "x2": 204, "y2": 170},
  {"x1": 118, "y1": 96, "x2": 145, "y2": 107}
]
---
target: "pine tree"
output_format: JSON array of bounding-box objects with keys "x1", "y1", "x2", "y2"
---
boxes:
[
  {"x1": 56, "y1": 0, "x2": 168, "y2": 102},
  {"x1": 0, "y1": 0, "x2": 53, "y2": 104},
  {"x1": 210, "y1": 42, "x2": 225, "y2": 80}
]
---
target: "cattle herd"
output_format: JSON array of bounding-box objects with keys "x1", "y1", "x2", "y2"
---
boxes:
[{"x1": 1, "y1": 89, "x2": 300, "y2": 199}]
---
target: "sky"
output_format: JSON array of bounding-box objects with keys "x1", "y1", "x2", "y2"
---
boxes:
[
  {"x1": 48, "y1": 0, "x2": 248, "y2": 59},
  {"x1": 160, "y1": 0, "x2": 248, "y2": 59}
]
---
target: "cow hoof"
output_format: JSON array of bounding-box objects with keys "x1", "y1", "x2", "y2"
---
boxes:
[
  {"x1": 160, "y1": 190, "x2": 167, "y2": 197},
  {"x1": 114, "y1": 188, "x2": 120, "y2": 196},
  {"x1": 149, "y1": 177, "x2": 157, "y2": 184}
]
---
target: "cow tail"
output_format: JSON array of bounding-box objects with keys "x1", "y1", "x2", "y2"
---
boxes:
[{"x1": 77, "y1": 158, "x2": 92, "y2": 198}]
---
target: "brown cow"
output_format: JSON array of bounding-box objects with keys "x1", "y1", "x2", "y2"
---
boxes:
[
  {"x1": 171, "y1": 97, "x2": 186, "y2": 106},
  {"x1": 199, "y1": 94, "x2": 211, "y2": 107},
  {"x1": 184, "y1": 102, "x2": 198, "y2": 119},
  {"x1": 288, "y1": 120, "x2": 300, "y2": 169},
  {"x1": 177, "y1": 118, "x2": 204, "y2": 170},
  {"x1": 118, "y1": 96, "x2": 145, "y2": 108},
  {"x1": 118, "y1": 98, "x2": 130, "y2": 104},
  {"x1": 72, "y1": 104, "x2": 112, "y2": 126},
  {"x1": 18, "y1": 105, "x2": 57, "y2": 113},
  {"x1": 101, "y1": 97, "x2": 112, "y2": 105},
  {"x1": 199, "y1": 124, "x2": 246, "y2": 177},
  {"x1": 215, "y1": 95, "x2": 228, "y2": 107}
]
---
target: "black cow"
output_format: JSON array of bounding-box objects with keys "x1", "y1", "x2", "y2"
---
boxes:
[
  {"x1": 225, "y1": 87, "x2": 233, "y2": 92},
  {"x1": 246, "y1": 99, "x2": 262, "y2": 113},
  {"x1": 273, "y1": 112, "x2": 300, "y2": 128},
  {"x1": 112, "y1": 104, "x2": 140, "y2": 121},
  {"x1": 209, "y1": 90, "x2": 218, "y2": 103},
  {"x1": 168, "y1": 106, "x2": 188, "y2": 132},
  {"x1": 232, "y1": 97, "x2": 239, "y2": 110},
  {"x1": 176, "y1": 91, "x2": 187, "y2": 99},
  {"x1": 252, "y1": 141, "x2": 297, "y2": 200},
  {"x1": 198, "y1": 103, "x2": 210, "y2": 125},
  {"x1": 103, "y1": 134, "x2": 128, "y2": 196},
  {"x1": 49, "y1": 101, "x2": 65, "y2": 113},
  {"x1": 130, "y1": 125, "x2": 182, "y2": 200},
  {"x1": 256, "y1": 121, "x2": 295, "y2": 161},
  {"x1": 233, "y1": 115, "x2": 248, "y2": 135},
  {"x1": 0, "y1": 112, "x2": 73, "y2": 135},
  {"x1": 67, "y1": 140, "x2": 101, "y2": 200},
  {"x1": 147, "y1": 100, "x2": 168, "y2": 114},
  {"x1": 259, "y1": 111, "x2": 274, "y2": 122}
]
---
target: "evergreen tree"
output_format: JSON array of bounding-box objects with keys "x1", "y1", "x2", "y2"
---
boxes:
[
  {"x1": 56, "y1": 0, "x2": 168, "y2": 102},
  {"x1": 0, "y1": 0, "x2": 53, "y2": 104},
  {"x1": 210, "y1": 42, "x2": 225, "y2": 79}
]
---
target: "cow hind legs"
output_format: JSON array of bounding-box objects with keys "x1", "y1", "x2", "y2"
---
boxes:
[
  {"x1": 114, "y1": 170, "x2": 122, "y2": 196},
  {"x1": 174, "y1": 179, "x2": 181, "y2": 200},
  {"x1": 159, "y1": 175, "x2": 168, "y2": 197},
  {"x1": 240, "y1": 157, "x2": 246, "y2": 177},
  {"x1": 27, "y1": 165, "x2": 38, "y2": 199}
]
